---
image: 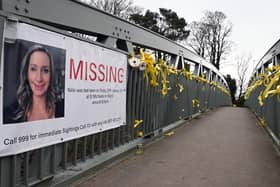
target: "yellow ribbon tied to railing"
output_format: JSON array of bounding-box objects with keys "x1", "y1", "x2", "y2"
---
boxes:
[
  {"x1": 210, "y1": 81, "x2": 217, "y2": 91},
  {"x1": 193, "y1": 74, "x2": 208, "y2": 84},
  {"x1": 172, "y1": 94, "x2": 178, "y2": 101},
  {"x1": 137, "y1": 131, "x2": 144, "y2": 137},
  {"x1": 139, "y1": 49, "x2": 159, "y2": 87},
  {"x1": 244, "y1": 79, "x2": 263, "y2": 100},
  {"x1": 158, "y1": 58, "x2": 170, "y2": 97},
  {"x1": 134, "y1": 119, "x2": 143, "y2": 128},
  {"x1": 177, "y1": 83, "x2": 184, "y2": 93},
  {"x1": 257, "y1": 65, "x2": 280, "y2": 106},
  {"x1": 131, "y1": 48, "x2": 231, "y2": 100},
  {"x1": 259, "y1": 117, "x2": 266, "y2": 127},
  {"x1": 181, "y1": 68, "x2": 193, "y2": 80},
  {"x1": 192, "y1": 99, "x2": 200, "y2": 108},
  {"x1": 167, "y1": 65, "x2": 178, "y2": 75},
  {"x1": 266, "y1": 85, "x2": 280, "y2": 97}
]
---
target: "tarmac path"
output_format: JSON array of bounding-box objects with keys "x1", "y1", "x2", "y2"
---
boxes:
[{"x1": 76, "y1": 107, "x2": 280, "y2": 187}]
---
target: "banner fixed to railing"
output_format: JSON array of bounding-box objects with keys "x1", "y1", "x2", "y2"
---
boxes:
[{"x1": 0, "y1": 22, "x2": 127, "y2": 156}]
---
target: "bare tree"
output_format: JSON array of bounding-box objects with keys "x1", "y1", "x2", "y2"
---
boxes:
[
  {"x1": 188, "y1": 11, "x2": 232, "y2": 69},
  {"x1": 84, "y1": 0, "x2": 142, "y2": 19},
  {"x1": 188, "y1": 21, "x2": 207, "y2": 58},
  {"x1": 236, "y1": 53, "x2": 251, "y2": 101}
]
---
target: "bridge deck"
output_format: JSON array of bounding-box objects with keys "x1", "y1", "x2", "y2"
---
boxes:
[{"x1": 76, "y1": 107, "x2": 280, "y2": 187}]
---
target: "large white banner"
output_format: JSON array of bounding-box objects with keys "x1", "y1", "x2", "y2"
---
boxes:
[{"x1": 0, "y1": 23, "x2": 127, "y2": 156}]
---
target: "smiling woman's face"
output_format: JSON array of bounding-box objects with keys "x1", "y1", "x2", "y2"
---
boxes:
[{"x1": 27, "y1": 51, "x2": 51, "y2": 97}]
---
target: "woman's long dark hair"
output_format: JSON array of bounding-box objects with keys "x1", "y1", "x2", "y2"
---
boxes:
[{"x1": 16, "y1": 45, "x2": 56, "y2": 121}]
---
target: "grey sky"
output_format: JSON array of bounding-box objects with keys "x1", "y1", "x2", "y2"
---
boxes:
[{"x1": 134, "y1": 0, "x2": 280, "y2": 77}]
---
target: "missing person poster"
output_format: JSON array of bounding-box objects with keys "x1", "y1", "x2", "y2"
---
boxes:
[{"x1": 0, "y1": 22, "x2": 127, "y2": 156}]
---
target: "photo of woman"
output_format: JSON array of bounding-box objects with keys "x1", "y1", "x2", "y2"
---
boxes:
[
  {"x1": 16, "y1": 45, "x2": 61, "y2": 121},
  {"x1": 3, "y1": 40, "x2": 65, "y2": 124}
]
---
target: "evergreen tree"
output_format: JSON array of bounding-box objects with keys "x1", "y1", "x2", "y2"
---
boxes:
[{"x1": 130, "y1": 8, "x2": 189, "y2": 41}]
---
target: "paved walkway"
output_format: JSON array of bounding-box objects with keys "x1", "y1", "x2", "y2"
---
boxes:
[{"x1": 76, "y1": 107, "x2": 280, "y2": 187}]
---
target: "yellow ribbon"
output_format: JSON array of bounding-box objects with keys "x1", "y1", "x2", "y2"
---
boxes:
[
  {"x1": 266, "y1": 85, "x2": 280, "y2": 97},
  {"x1": 256, "y1": 65, "x2": 280, "y2": 106},
  {"x1": 137, "y1": 131, "x2": 144, "y2": 137},
  {"x1": 134, "y1": 120, "x2": 143, "y2": 128},
  {"x1": 260, "y1": 117, "x2": 266, "y2": 127},
  {"x1": 139, "y1": 49, "x2": 159, "y2": 87},
  {"x1": 172, "y1": 94, "x2": 178, "y2": 101},
  {"x1": 193, "y1": 74, "x2": 208, "y2": 84},
  {"x1": 177, "y1": 83, "x2": 184, "y2": 93},
  {"x1": 244, "y1": 79, "x2": 263, "y2": 100},
  {"x1": 165, "y1": 131, "x2": 175, "y2": 136},
  {"x1": 181, "y1": 68, "x2": 193, "y2": 80},
  {"x1": 192, "y1": 99, "x2": 200, "y2": 108},
  {"x1": 167, "y1": 65, "x2": 178, "y2": 75},
  {"x1": 209, "y1": 81, "x2": 230, "y2": 96},
  {"x1": 158, "y1": 58, "x2": 170, "y2": 96},
  {"x1": 132, "y1": 48, "x2": 231, "y2": 100}
]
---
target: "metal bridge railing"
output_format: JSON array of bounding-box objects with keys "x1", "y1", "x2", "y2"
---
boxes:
[
  {"x1": 0, "y1": 65, "x2": 231, "y2": 187},
  {"x1": 0, "y1": 64, "x2": 231, "y2": 187},
  {"x1": 245, "y1": 39, "x2": 280, "y2": 147}
]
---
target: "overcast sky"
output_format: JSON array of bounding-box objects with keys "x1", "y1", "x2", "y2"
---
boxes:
[{"x1": 133, "y1": 0, "x2": 280, "y2": 78}]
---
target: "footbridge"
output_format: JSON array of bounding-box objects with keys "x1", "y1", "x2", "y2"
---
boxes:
[{"x1": 0, "y1": 1, "x2": 278, "y2": 187}]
